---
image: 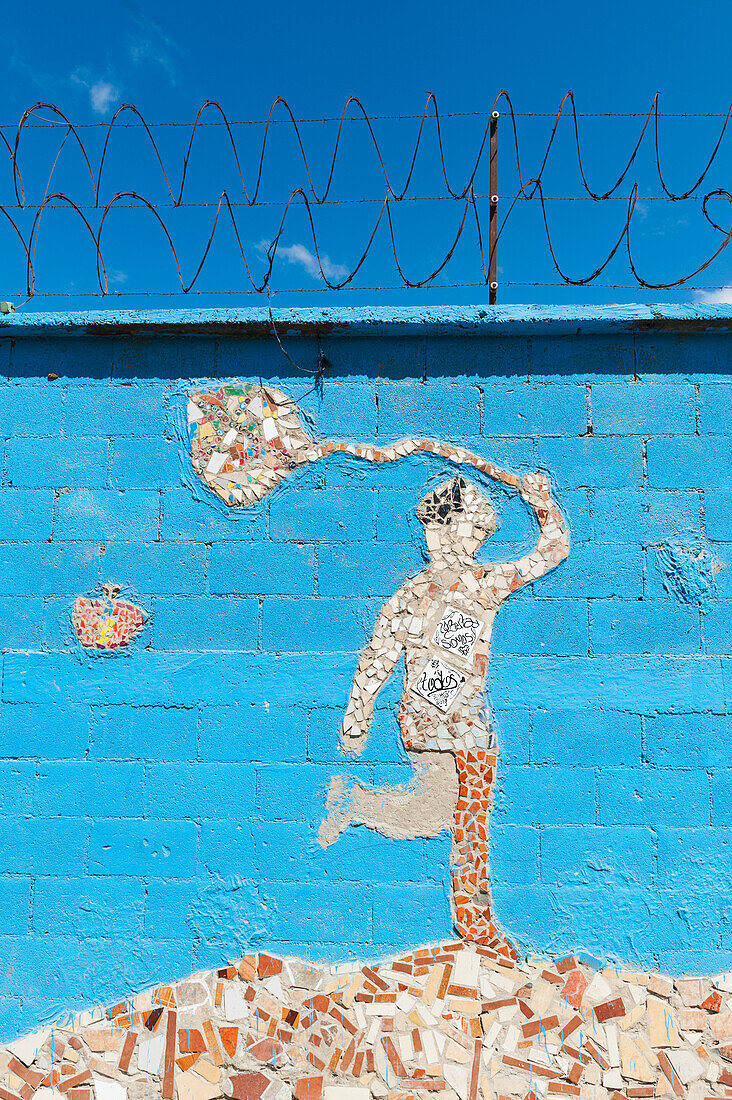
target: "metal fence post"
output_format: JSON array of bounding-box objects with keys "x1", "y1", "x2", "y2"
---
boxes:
[{"x1": 489, "y1": 110, "x2": 499, "y2": 305}]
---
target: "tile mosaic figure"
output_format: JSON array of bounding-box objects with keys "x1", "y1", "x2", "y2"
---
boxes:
[
  {"x1": 320, "y1": 474, "x2": 569, "y2": 945},
  {"x1": 189, "y1": 381, "x2": 570, "y2": 946}
]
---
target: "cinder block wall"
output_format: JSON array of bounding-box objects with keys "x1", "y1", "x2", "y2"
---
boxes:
[{"x1": 0, "y1": 309, "x2": 730, "y2": 1039}]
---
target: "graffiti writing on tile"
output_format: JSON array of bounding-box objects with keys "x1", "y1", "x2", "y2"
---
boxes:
[
  {"x1": 433, "y1": 608, "x2": 482, "y2": 659},
  {"x1": 414, "y1": 656, "x2": 466, "y2": 710}
]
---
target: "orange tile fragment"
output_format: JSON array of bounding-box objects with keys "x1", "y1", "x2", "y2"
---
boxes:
[
  {"x1": 238, "y1": 958, "x2": 257, "y2": 982},
  {"x1": 202, "y1": 1019, "x2": 223, "y2": 1065},
  {"x1": 561, "y1": 970, "x2": 587, "y2": 1010},
  {"x1": 220, "y1": 1026, "x2": 239, "y2": 1058},
  {"x1": 175, "y1": 1055, "x2": 200, "y2": 1072},
  {"x1": 701, "y1": 990, "x2": 722, "y2": 1013},
  {"x1": 257, "y1": 954, "x2": 283, "y2": 978}
]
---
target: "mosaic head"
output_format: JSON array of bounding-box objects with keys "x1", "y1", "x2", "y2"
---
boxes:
[
  {"x1": 417, "y1": 476, "x2": 497, "y2": 556},
  {"x1": 188, "y1": 383, "x2": 314, "y2": 506}
]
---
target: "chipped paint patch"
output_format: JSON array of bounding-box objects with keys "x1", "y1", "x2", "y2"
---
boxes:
[{"x1": 656, "y1": 540, "x2": 717, "y2": 609}]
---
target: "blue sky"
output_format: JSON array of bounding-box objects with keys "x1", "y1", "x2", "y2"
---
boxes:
[{"x1": 5, "y1": 0, "x2": 732, "y2": 309}]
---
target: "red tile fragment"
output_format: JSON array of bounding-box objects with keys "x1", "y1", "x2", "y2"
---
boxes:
[
  {"x1": 58, "y1": 1072, "x2": 92, "y2": 1094},
  {"x1": 559, "y1": 1015, "x2": 583, "y2": 1041},
  {"x1": 294, "y1": 1078, "x2": 323, "y2": 1100},
  {"x1": 594, "y1": 997, "x2": 626, "y2": 1022},
  {"x1": 469, "y1": 1038, "x2": 481, "y2": 1100},
  {"x1": 339, "y1": 1039, "x2": 356, "y2": 1072},
  {"x1": 567, "y1": 1063, "x2": 583, "y2": 1085},
  {"x1": 657, "y1": 1051, "x2": 684, "y2": 1096},
  {"x1": 229, "y1": 1073, "x2": 271, "y2": 1100},
  {"x1": 583, "y1": 1039, "x2": 609, "y2": 1070},
  {"x1": 483, "y1": 998, "x2": 517, "y2": 1011},
  {"x1": 9, "y1": 1060, "x2": 44, "y2": 1089},
  {"x1": 502, "y1": 1055, "x2": 562, "y2": 1080},
  {"x1": 178, "y1": 1029, "x2": 207, "y2": 1054},
  {"x1": 361, "y1": 966, "x2": 389, "y2": 992},
  {"x1": 247, "y1": 1039, "x2": 284, "y2": 1065},
  {"x1": 381, "y1": 1036, "x2": 406, "y2": 1077},
  {"x1": 330, "y1": 1007, "x2": 357, "y2": 1035},
  {"x1": 522, "y1": 1015, "x2": 559, "y2": 1038},
  {"x1": 162, "y1": 1009, "x2": 177, "y2": 1100},
  {"x1": 118, "y1": 1031, "x2": 137, "y2": 1072}
]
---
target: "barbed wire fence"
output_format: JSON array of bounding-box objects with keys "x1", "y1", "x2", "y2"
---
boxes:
[{"x1": 2, "y1": 92, "x2": 732, "y2": 306}]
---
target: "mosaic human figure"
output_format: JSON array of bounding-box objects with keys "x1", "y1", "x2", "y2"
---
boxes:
[{"x1": 319, "y1": 473, "x2": 569, "y2": 945}]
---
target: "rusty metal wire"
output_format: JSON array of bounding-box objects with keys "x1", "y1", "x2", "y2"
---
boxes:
[{"x1": 2, "y1": 92, "x2": 732, "y2": 298}]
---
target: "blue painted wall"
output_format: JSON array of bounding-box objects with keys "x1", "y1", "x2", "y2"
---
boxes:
[{"x1": 0, "y1": 309, "x2": 731, "y2": 1039}]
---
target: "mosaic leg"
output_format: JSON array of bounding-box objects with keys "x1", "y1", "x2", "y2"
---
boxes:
[
  {"x1": 451, "y1": 748, "x2": 500, "y2": 944},
  {"x1": 318, "y1": 753, "x2": 458, "y2": 846}
]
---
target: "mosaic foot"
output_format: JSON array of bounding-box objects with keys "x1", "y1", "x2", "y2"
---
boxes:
[{"x1": 317, "y1": 775, "x2": 353, "y2": 848}]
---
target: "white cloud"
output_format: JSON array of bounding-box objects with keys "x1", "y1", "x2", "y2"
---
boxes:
[
  {"x1": 124, "y1": 6, "x2": 181, "y2": 82},
  {"x1": 255, "y1": 239, "x2": 349, "y2": 283},
  {"x1": 71, "y1": 71, "x2": 119, "y2": 115},
  {"x1": 90, "y1": 80, "x2": 119, "y2": 116},
  {"x1": 693, "y1": 287, "x2": 732, "y2": 304}
]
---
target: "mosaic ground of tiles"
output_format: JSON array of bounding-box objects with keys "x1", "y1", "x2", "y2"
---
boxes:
[{"x1": 3, "y1": 946, "x2": 732, "y2": 1100}]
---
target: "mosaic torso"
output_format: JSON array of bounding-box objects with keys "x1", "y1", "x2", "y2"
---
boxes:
[{"x1": 387, "y1": 565, "x2": 511, "y2": 753}]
